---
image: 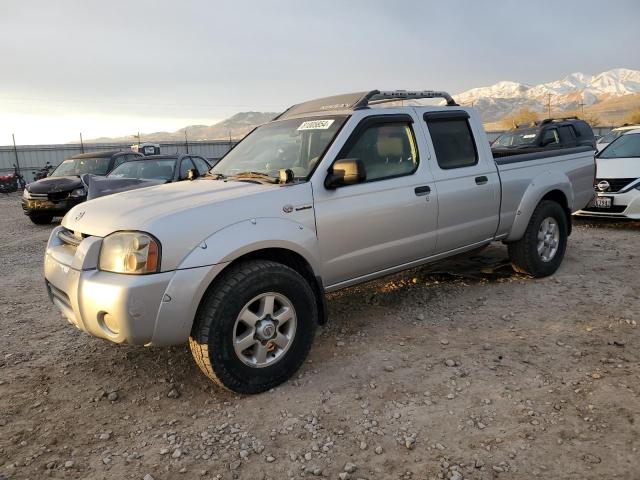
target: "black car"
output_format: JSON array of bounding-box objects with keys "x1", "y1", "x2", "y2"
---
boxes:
[
  {"x1": 492, "y1": 117, "x2": 596, "y2": 152},
  {"x1": 21, "y1": 150, "x2": 142, "y2": 224},
  {"x1": 83, "y1": 154, "x2": 212, "y2": 200}
]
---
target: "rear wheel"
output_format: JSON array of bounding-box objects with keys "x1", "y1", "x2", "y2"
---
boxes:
[
  {"x1": 28, "y1": 214, "x2": 53, "y2": 225},
  {"x1": 508, "y1": 200, "x2": 568, "y2": 277},
  {"x1": 189, "y1": 260, "x2": 317, "y2": 394}
]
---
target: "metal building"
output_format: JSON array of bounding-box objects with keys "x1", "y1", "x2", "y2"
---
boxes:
[{"x1": 0, "y1": 140, "x2": 236, "y2": 182}]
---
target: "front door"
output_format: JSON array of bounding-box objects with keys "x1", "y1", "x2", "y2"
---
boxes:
[{"x1": 313, "y1": 113, "x2": 438, "y2": 287}]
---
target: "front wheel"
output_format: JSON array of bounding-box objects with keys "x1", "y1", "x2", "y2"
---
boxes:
[
  {"x1": 189, "y1": 260, "x2": 317, "y2": 394},
  {"x1": 508, "y1": 200, "x2": 568, "y2": 277}
]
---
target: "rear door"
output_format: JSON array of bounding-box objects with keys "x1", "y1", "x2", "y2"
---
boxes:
[
  {"x1": 420, "y1": 110, "x2": 500, "y2": 253},
  {"x1": 313, "y1": 112, "x2": 438, "y2": 287}
]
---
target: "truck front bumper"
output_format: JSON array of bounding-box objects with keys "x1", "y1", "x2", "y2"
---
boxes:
[{"x1": 44, "y1": 226, "x2": 225, "y2": 346}]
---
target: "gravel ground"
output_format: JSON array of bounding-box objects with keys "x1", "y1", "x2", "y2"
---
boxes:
[{"x1": 0, "y1": 191, "x2": 639, "y2": 480}]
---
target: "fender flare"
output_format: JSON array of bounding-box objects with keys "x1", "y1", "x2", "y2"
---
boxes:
[
  {"x1": 177, "y1": 217, "x2": 321, "y2": 272},
  {"x1": 505, "y1": 170, "x2": 574, "y2": 242},
  {"x1": 171, "y1": 217, "x2": 324, "y2": 328}
]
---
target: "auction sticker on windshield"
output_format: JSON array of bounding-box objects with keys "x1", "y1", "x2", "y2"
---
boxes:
[{"x1": 297, "y1": 119, "x2": 335, "y2": 131}]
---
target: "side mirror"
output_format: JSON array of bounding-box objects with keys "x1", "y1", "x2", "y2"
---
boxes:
[
  {"x1": 324, "y1": 159, "x2": 365, "y2": 189},
  {"x1": 186, "y1": 168, "x2": 199, "y2": 181}
]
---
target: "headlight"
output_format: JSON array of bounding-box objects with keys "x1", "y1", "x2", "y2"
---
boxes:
[
  {"x1": 99, "y1": 232, "x2": 160, "y2": 274},
  {"x1": 22, "y1": 189, "x2": 31, "y2": 199},
  {"x1": 70, "y1": 187, "x2": 87, "y2": 198}
]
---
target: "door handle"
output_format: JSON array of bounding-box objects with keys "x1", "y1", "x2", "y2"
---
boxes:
[
  {"x1": 475, "y1": 176, "x2": 488, "y2": 185},
  {"x1": 414, "y1": 185, "x2": 431, "y2": 196}
]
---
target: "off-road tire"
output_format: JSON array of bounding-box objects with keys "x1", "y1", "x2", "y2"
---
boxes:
[
  {"x1": 508, "y1": 200, "x2": 568, "y2": 277},
  {"x1": 189, "y1": 260, "x2": 317, "y2": 394},
  {"x1": 28, "y1": 214, "x2": 53, "y2": 225}
]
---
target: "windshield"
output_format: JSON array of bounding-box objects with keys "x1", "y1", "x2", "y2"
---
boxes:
[
  {"x1": 211, "y1": 116, "x2": 347, "y2": 180},
  {"x1": 598, "y1": 129, "x2": 628, "y2": 145},
  {"x1": 599, "y1": 133, "x2": 640, "y2": 159},
  {"x1": 493, "y1": 128, "x2": 539, "y2": 147},
  {"x1": 108, "y1": 159, "x2": 176, "y2": 180},
  {"x1": 51, "y1": 157, "x2": 112, "y2": 177}
]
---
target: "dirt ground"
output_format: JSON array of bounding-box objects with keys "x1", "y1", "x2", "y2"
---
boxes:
[{"x1": 0, "y1": 191, "x2": 638, "y2": 480}]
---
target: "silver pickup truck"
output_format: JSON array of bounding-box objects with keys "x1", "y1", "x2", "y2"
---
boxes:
[{"x1": 44, "y1": 90, "x2": 596, "y2": 393}]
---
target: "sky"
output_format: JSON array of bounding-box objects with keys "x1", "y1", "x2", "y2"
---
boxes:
[{"x1": 1, "y1": 0, "x2": 639, "y2": 145}]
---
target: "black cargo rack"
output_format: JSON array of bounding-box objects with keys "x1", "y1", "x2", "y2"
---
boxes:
[{"x1": 276, "y1": 89, "x2": 458, "y2": 120}]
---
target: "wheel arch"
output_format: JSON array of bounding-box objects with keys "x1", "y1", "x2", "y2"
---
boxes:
[
  {"x1": 198, "y1": 247, "x2": 328, "y2": 326},
  {"x1": 506, "y1": 177, "x2": 573, "y2": 242}
]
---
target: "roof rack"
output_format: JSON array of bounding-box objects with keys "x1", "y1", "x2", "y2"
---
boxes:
[
  {"x1": 275, "y1": 89, "x2": 459, "y2": 120},
  {"x1": 540, "y1": 117, "x2": 579, "y2": 125},
  {"x1": 354, "y1": 90, "x2": 459, "y2": 109}
]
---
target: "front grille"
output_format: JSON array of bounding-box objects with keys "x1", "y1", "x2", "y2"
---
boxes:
[
  {"x1": 28, "y1": 192, "x2": 48, "y2": 199},
  {"x1": 582, "y1": 205, "x2": 627, "y2": 214},
  {"x1": 595, "y1": 178, "x2": 637, "y2": 193},
  {"x1": 48, "y1": 191, "x2": 70, "y2": 201}
]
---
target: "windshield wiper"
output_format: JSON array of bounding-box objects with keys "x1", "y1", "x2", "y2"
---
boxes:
[
  {"x1": 226, "y1": 171, "x2": 279, "y2": 184},
  {"x1": 204, "y1": 172, "x2": 227, "y2": 180}
]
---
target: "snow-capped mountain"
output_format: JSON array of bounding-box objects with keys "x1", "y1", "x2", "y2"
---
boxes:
[{"x1": 454, "y1": 68, "x2": 640, "y2": 122}]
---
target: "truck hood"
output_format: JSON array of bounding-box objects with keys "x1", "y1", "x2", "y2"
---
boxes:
[
  {"x1": 596, "y1": 157, "x2": 640, "y2": 179},
  {"x1": 62, "y1": 178, "x2": 315, "y2": 271},
  {"x1": 27, "y1": 176, "x2": 83, "y2": 194}
]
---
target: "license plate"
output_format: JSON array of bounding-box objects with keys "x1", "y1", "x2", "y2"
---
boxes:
[
  {"x1": 28, "y1": 200, "x2": 56, "y2": 209},
  {"x1": 593, "y1": 196, "x2": 612, "y2": 209}
]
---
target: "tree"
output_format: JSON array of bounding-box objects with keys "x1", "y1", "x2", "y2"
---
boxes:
[
  {"x1": 624, "y1": 109, "x2": 640, "y2": 125},
  {"x1": 501, "y1": 108, "x2": 540, "y2": 129}
]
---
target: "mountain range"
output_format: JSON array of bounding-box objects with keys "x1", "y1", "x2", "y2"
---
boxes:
[
  {"x1": 455, "y1": 68, "x2": 640, "y2": 126},
  {"x1": 87, "y1": 112, "x2": 278, "y2": 144},
  {"x1": 87, "y1": 68, "x2": 640, "y2": 143}
]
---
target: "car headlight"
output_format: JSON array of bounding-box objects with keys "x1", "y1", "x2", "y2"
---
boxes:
[
  {"x1": 99, "y1": 231, "x2": 161, "y2": 274},
  {"x1": 22, "y1": 189, "x2": 31, "y2": 199},
  {"x1": 70, "y1": 187, "x2": 87, "y2": 198}
]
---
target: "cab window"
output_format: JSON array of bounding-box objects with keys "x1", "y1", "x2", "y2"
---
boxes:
[
  {"x1": 337, "y1": 122, "x2": 418, "y2": 182},
  {"x1": 425, "y1": 115, "x2": 478, "y2": 169},
  {"x1": 541, "y1": 128, "x2": 560, "y2": 146}
]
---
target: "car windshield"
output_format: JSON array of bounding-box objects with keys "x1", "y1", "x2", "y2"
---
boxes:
[
  {"x1": 598, "y1": 129, "x2": 627, "y2": 145},
  {"x1": 211, "y1": 116, "x2": 347, "y2": 181},
  {"x1": 108, "y1": 159, "x2": 176, "y2": 180},
  {"x1": 51, "y1": 157, "x2": 112, "y2": 177},
  {"x1": 598, "y1": 133, "x2": 640, "y2": 159},
  {"x1": 493, "y1": 128, "x2": 539, "y2": 147}
]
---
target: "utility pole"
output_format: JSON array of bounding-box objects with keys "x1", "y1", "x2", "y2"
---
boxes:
[
  {"x1": 547, "y1": 93, "x2": 552, "y2": 118},
  {"x1": 12, "y1": 134, "x2": 21, "y2": 175},
  {"x1": 578, "y1": 101, "x2": 585, "y2": 117},
  {"x1": 79, "y1": 132, "x2": 85, "y2": 153},
  {"x1": 184, "y1": 129, "x2": 189, "y2": 154}
]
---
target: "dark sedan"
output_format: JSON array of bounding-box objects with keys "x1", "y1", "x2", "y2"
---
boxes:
[
  {"x1": 83, "y1": 154, "x2": 212, "y2": 200},
  {"x1": 22, "y1": 150, "x2": 141, "y2": 224}
]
